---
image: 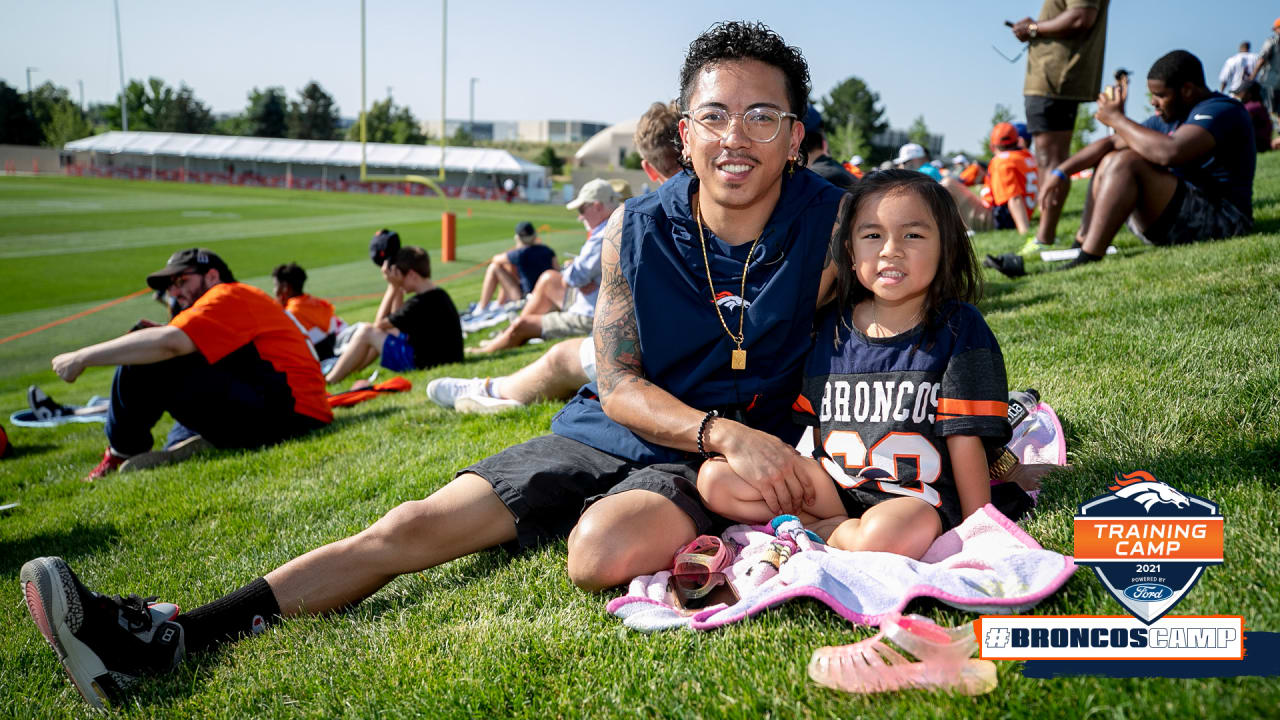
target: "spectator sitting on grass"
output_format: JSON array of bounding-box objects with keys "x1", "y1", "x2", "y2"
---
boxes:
[
  {"x1": 272, "y1": 262, "x2": 347, "y2": 360},
  {"x1": 986, "y1": 50, "x2": 1256, "y2": 276},
  {"x1": 324, "y1": 245, "x2": 463, "y2": 384},
  {"x1": 49, "y1": 248, "x2": 332, "y2": 481},
  {"x1": 1234, "y1": 80, "x2": 1273, "y2": 153},
  {"x1": 942, "y1": 122, "x2": 1038, "y2": 234},
  {"x1": 800, "y1": 104, "x2": 857, "y2": 190},
  {"x1": 468, "y1": 222, "x2": 557, "y2": 318},
  {"x1": 471, "y1": 178, "x2": 618, "y2": 354},
  {"x1": 427, "y1": 100, "x2": 683, "y2": 414},
  {"x1": 16, "y1": 23, "x2": 851, "y2": 711},
  {"x1": 894, "y1": 142, "x2": 942, "y2": 181}
]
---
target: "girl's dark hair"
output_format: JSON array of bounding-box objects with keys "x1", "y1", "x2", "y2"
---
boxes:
[
  {"x1": 831, "y1": 169, "x2": 983, "y2": 343},
  {"x1": 675, "y1": 21, "x2": 811, "y2": 171}
]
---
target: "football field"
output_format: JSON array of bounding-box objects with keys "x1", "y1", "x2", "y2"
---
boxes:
[{"x1": 0, "y1": 172, "x2": 1278, "y2": 718}]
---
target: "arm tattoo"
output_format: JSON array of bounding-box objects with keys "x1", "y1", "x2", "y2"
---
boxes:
[{"x1": 594, "y1": 207, "x2": 653, "y2": 400}]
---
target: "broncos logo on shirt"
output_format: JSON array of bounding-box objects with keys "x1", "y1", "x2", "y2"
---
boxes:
[{"x1": 714, "y1": 291, "x2": 751, "y2": 311}]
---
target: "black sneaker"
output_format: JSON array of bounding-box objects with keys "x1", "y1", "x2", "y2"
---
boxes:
[
  {"x1": 20, "y1": 556, "x2": 185, "y2": 710},
  {"x1": 27, "y1": 386, "x2": 72, "y2": 421},
  {"x1": 982, "y1": 253, "x2": 1026, "y2": 278}
]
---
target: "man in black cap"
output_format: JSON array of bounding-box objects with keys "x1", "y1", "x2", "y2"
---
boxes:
[{"x1": 49, "y1": 248, "x2": 333, "y2": 481}]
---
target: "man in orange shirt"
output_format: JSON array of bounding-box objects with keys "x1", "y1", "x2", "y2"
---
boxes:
[
  {"x1": 271, "y1": 262, "x2": 346, "y2": 360},
  {"x1": 50, "y1": 248, "x2": 332, "y2": 481},
  {"x1": 943, "y1": 122, "x2": 1038, "y2": 233}
]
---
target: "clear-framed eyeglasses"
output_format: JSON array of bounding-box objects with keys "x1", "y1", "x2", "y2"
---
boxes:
[{"x1": 683, "y1": 106, "x2": 798, "y2": 144}]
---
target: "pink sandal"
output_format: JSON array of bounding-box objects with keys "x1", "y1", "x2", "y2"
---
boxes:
[{"x1": 808, "y1": 613, "x2": 997, "y2": 696}]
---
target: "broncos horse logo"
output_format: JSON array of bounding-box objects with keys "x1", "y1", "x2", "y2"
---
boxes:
[
  {"x1": 714, "y1": 291, "x2": 751, "y2": 311},
  {"x1": 1107, "y1": 470, "x2": 1190, "y2": 512}
]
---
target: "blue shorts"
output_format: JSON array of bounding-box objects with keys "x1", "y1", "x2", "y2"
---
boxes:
[{"x1": 380, "y1": 332, "x2": 417, "y2": 371}]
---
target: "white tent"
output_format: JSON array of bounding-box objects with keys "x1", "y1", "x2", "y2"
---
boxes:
[{"x1": 63, "y1": 131, "x2": 551, "y2": 200}]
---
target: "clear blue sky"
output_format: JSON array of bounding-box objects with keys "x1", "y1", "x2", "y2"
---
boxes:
[{"x1": 2, "y1": 1, "x2": 1276, "y2": 154}]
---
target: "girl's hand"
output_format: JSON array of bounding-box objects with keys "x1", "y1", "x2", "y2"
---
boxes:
[{"x1": 713, "y1": 421, "x2": 820, "y2": 515}]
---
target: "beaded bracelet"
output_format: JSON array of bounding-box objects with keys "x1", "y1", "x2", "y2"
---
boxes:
[{"x1": 697, "y1": 409, "x2": 719, "y2": 459}]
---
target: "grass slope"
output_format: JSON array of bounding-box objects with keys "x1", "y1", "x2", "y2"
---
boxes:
[{"x1": 0, "y1": 170, "x2": 1277, "y2": 719}]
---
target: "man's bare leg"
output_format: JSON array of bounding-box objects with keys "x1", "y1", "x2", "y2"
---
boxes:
[
  {"x1": 1078, "y1": 149, "x2": 1178, "y2": 256},
  {"x1": 521, "y1": 270, "x2": 567, "y2": 317},
  {"x1": 566, "y1": 489, "x2": 696, "y2": 591},
  {"x1": 1033, "y1": 129, "x2": 1073, "y2": 245},
  {"x1": 941, "y1": 177, "x2": 993, "y2": 231},
  {"x1": 325, "y1": 324, "x2": 387, "y2": 384},
  {"x1": 474, "y1": 315, "x2": 544, "y2": 354},
  {"x1": 478, "y1": 255, "x2": 524, "y2": 310},
  {"x1": 266, "y1": 473, "x2": 515, "y2": 614},
  {"x1": 496, "y1": 339, "x2": 589, "y2": 404}
]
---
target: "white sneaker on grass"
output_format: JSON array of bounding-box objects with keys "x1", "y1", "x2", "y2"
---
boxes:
[
  {"x1": 426, "y1": 377, "x2": 490, "y2": 409},
  {"x1": 455, "y1": 394, "x2": 523, "y2": 414}
]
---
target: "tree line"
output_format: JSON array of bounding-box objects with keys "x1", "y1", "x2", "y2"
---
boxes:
[{"x1": 0, "y1": 78, "x2": 443, "y2": 148}]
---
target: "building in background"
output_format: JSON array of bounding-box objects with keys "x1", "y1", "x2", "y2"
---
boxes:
[{"x1": 422, "y1": 119, "x2": 606, "y2": 144}]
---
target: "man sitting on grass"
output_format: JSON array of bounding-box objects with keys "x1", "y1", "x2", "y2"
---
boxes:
[
  {"x1": 19, "y1": 22, "x2": 849, "y2": 711},
  {"x1": 49, "y1": 248, "x2": 332, "y2": 481},
  {"x1": 324, "y1": 245, "x2": 463, "y2": 385},
  {"x1": 272, "y1": 262, "x2": 346, "y2": 360},
  {"x1": 471, "y1": 178, "x2": 618, "y2": 353},
  {"x1": 469, "y1": 221, "x2": 557, "y2": 317},
  {"x1": 987, "y1": 50, "x2": 1256, "y2": 276}
]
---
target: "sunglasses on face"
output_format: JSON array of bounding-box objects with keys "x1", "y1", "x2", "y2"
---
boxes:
[{"x1": 168, "y1": 271, "x2": 200, "y2": 289}]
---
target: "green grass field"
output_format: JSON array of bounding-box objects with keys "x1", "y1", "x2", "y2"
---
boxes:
[{"x1": 0, "y1": 172, "x2": 1277, "y2": 719}]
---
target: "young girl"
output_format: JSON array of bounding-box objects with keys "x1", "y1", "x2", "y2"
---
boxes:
[{"x1": 697, "y1": 169, "x2": 1010, "y2": 559}]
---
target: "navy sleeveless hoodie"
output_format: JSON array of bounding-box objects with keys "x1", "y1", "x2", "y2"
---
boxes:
[{"x1": 551, "y1": 168, "x2": 844, "y2": 464}]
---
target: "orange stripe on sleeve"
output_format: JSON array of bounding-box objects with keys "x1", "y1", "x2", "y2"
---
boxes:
[
  {"x1": 792, "y1": 394, "x2": 816, "y2": 416},
  {"x1": 936, "y1": 398, "x2": 1008, "y2": 418}
]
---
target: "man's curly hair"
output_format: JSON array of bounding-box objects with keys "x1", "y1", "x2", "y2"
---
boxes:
[{"x1": 676, "y1": 21, "x2": 811, "y2": 170}]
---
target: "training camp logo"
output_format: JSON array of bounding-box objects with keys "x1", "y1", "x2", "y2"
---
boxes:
[
  {"x1": 1074, "y1": 470, "x2": 1224, "y2": 624},
  {"x1": 713, "y1": 291, "x2": 751, "y2": 312},
  {"x1": 976, "y1": 471, "x2": 1242, "y2": 664}
]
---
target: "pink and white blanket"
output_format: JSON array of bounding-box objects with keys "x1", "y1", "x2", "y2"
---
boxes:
[{"x1": 607, "y1": 504, "x2": 1076, "y2": 633}]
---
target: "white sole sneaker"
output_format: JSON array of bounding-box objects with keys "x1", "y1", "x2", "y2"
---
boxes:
[
  {"x1": 21, "y1": 556, "x2": 112, "y2": 710},
  {"x1": 455, "y1": 394, "x2": 523, "y2": 414}
]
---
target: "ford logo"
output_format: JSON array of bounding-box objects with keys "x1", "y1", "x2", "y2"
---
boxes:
[{"x1": 1123, "y1": 583, "x2": 1173, "y2": 601}]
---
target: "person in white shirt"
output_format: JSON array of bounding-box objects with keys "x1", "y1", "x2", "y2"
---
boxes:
[{"x1": 1219, "y1": 41, "x2": 1258, "y2": 94}]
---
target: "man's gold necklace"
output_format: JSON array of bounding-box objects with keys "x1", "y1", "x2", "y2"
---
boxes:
[{"x1": 695, "y1": 202, "x2": 761, "y2": 370}]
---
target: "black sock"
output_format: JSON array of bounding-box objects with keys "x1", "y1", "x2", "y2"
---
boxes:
[
  {"x1": 174, "y1": 577, "x2": 281, "y2": 654},
  {"x1": 1070, "y1": 239, "x2": 1083, "y2": 249},
  {"x1": 1061, "y1": 249, "x2": 1104, "y2": 269}
]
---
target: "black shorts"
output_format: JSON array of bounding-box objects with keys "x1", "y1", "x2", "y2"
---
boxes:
[
  {"x1": 1025, "y1": 95, "x2": 1080, "y2": 134},
  {"x1": 1129, "y1": 178, "x2": 1253, "y2": 246},
  {"x1": 993, "y1": 203, "x2": 1015, "y2": 230},
  {"x1": 460, "y1": 434, "x2": 714, "y2": 551}
]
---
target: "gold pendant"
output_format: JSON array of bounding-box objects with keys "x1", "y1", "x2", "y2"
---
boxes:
[{"x1": 731, "y1": 349, "x2": 747, "y2": 370}]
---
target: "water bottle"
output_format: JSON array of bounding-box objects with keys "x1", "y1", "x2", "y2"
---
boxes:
[{"x1": 1007, "y1": 388, "x2": 1040, "y2": 433}]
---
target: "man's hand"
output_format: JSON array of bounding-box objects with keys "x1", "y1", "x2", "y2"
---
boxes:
[
  {"x1": 1011, "y1": 17, "x2": 1035, "y2": 42},
  {"x1": 1094, "y1": 83, "x2": 1127, "y2": 128},
  {"x1": 1039, "y1": 169, "x2": 1065, "y2": 210},
  {"x1": 713, "y1": 420, "x2": 819, "y2": 515},
  {"x1": 51, "y1": 351, "x2": 86, "y2": 383},
  {"x1": 381, "y1": 261, "x2": 404, "y2": 287}
]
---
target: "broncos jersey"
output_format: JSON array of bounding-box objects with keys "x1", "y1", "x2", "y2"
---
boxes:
[{"x1": 793, "y1": 302, "x2": 1010, "y2": 530}]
